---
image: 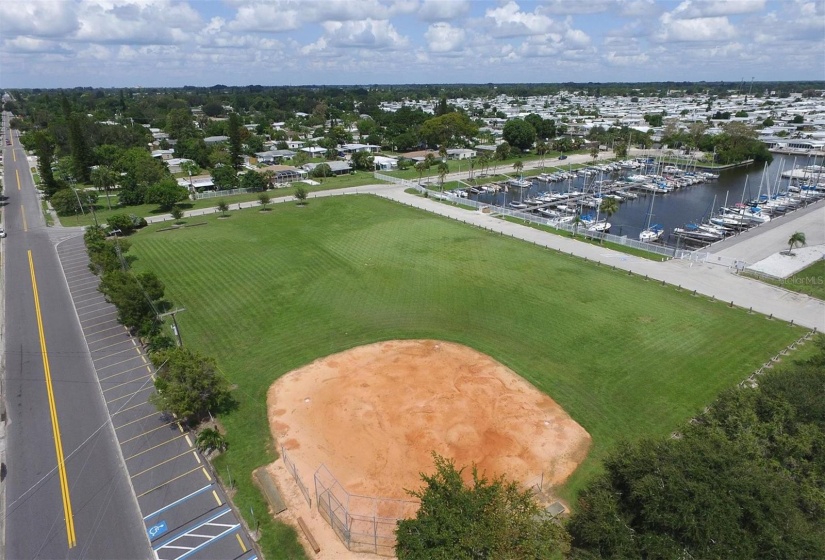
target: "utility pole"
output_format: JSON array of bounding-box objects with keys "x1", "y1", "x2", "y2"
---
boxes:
[{"x1": 158, "y1": 308, "x2": 186, "y2": 346}]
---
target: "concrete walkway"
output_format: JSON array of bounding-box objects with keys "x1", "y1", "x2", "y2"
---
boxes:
[{"x1": 146, "y1": 184, "x2": 825, "y2": 331}]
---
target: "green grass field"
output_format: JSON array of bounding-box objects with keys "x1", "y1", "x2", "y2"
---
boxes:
[
  {"x1": 127, "y1": 195, "x2": 804, "y2": 558},
  {"x1": 744, "y1": 260, "x2": 825, "y2": 300}
]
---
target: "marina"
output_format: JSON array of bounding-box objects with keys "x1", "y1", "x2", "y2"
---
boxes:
[{"x1": 446, "y1": 153, "x2": 825, "y2": 249}]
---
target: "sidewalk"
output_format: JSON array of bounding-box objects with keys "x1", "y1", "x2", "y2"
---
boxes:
[{"x1": 145, "y1": 184, "x2": 825, "y2": 331}]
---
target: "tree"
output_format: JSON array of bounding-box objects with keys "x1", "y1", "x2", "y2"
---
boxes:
[
  {"x1": 149, "y1": 348, "x2": 233, "y2": 423},
  {"x1": 613, "y1": 140, "x2": 628, "y2": 159},
  {"x1": 99, "y1": 269, "x2": 166, "y2": 336},
  {"x1": 30, "y1": 130, "x2": 60, "y2": 195},
  {"x1": 50, "y1": 188, "x2": 98, "y2": 217},
  {"x1": 145, "y1": 178, "x2": 189, "y2": 211},
  {"x1": 502, "y1": 118, "x2": 536, "y2": 152},
  {"x1": 437, "y1": 161, "x2": 449, "y2": 190},
  {"x1": 196, "y1": 427, "x2": 227, "y2": 454},
  {"x1": 415, "y1": 161, "x2": 428, "y2": 184},
  {"x1": 535, "y1": 140, "x2": 548, "y2": 168},
  {"x1": 67, "y1": 114, "x2": 94, "y2": 182},
  {"x1": 351, "y1": 151, "x2": 375, "y2": 171},
  {"x1": 419, "y1": 112, "x2": 478, "y2": 148},
  {"x1": 589, "y1": 144, "x2": 600, "y2": 161},
  {"x1": 211, "y1": 165, "x2": 238, "y2": 190},
  {"x1": 396, "y1": 454, "x2": 570, "y2": 559},
  {"x1": 787, "y1": 231, "x2": 806, "y2": 255},
  {"x1": 258, "y1": 192, "x2": 271, "y2": 211},
  {"x1": 598, "y1": 197, "x2": 618, "y2": 243},
  {"x1": 294, "y1": 184, "x2": 308, "y2": 205},
  {"x1": 239, "y1": 170, "x2": 268, "y2": 192},
  {"x1": 227, "y1": 112, "x2": 243, "y2": 170},
  {"x1": 311, "y1": 163, "x2": 332, "y2": 178},
  {"x1": 216, "y1": 200, "x2": 229, "y2": 217},
  {"x1": 494, "y1": 142, "x2": 510, "y2": 173},
  {"x1": 513, "y1": 160, "x2": 524, "y2": 176},
  {"x1": 91, "y1": 165, "x2": 118, "y2": 210}
]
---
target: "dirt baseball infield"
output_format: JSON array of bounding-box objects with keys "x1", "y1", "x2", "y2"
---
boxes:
[{"x1": 267, "y1": 339, "x2": 591, "y2": 557}]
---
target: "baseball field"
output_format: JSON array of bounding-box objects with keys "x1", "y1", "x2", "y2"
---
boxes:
[{"x1": 127, "y1": 194, "x2": 804, "y2": 558}]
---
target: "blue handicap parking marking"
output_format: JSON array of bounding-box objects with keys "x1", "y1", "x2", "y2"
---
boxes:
[{"x1": 148, "y1": 520, "x2": 168, "y2": 540}]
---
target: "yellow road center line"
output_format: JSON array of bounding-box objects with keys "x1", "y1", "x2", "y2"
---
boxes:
[
  {"x1": 16, "y1": 168, "x2": 21, "y2": 190},
  {"x1": 28, "y1": 251, "x2": 77, "y2": 548},
  {"x1": 12, "y1": 150, "x2": 16, "y2": 161},
  {"x1": 213, "y1": 490, "x2": 222, "y2": 506},
  {"x1": 235, "y1": 533, "x2": 246, "y2": 552},
  {"x1": 21, "y1": 204, "x2": 28, "y2": 231}
]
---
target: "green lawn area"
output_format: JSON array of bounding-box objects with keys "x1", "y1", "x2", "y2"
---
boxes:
[
  {"x1": 127, "y1": 195, "x2": 803, "y2": 559},
  {"x1": 745, "y1": 260, "x2": 825, "y2": 300},
  {"x1": 58, "y1": 173, "x2": 385, "y2": 227}
]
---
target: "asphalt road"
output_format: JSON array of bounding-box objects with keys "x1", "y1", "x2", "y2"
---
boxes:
[{"x1": 2, "y1": 115, "x2": 150, "y2": 558}]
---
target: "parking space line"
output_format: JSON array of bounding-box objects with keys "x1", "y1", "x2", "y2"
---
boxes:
[
  {"x1": 137, "y1": 465, "x2": 204, "y2": 499},
  {"x1": 236, "y1": 533, "x2": 247, "y2": 552},
  {"x1": 153, "y1": 508, "x2": 231, "y2": 548},
  {"x1": 97, "y1": 355, "x2": 150, "y2": 371},
  {"x1": 143, "y1": 485, "x2": 213, "y2": 521},
  {"x1": 78, "y1": 308, "x2": 117, "y2": 319},
  {"x1": 111, "y1": 400, "x2": 150, "y2": 416},
  {"x1": 84, "y1": 324, "x2": 125, "y2": 336},
  {"x1": 125, "y1": 433, "x2": 188, "y2": 461},
  {"x1": 88, "y1": 330, "x2": 130, "y2": 346},
  {"x1": 82, "y1": 316, "x2": 121, "y2": 330},
  {"x1": 213, "y1": 491, "x2": 222, "y2": 507},
  {"x1": 121, "y1": 421, "x2": 174, "y2": 444},
  {"x1": 192, "y1": 451, "x2": 201, "y2": 465},
  {"x1": 102, "y1": 373, "x2": 153, "y2": 393},
  {"x1": 90, "y1": 339, "x2": 136, "y2": 354},
  {"x1": 175, "y1": 524, "x2": 240, "y2": 560},
  {"x1": 67, "y1": 278, "x2": 101, "y2": 289},
  {"x1": 71, "y1": 285, "x2": 102, "y2": 296},
  {"x1": 131, "y1": 449, "x2": 194, "y2": 479},
  {"x1": 105, "y1": 385, "x2": 152, "y2": 405},
  {"x1": 115, "y1": 410, "x2": 164, "y2": 430},
  {"x1": 201, "y1": 468, "x2": 211, "y2": 482},
  {"x1": 184, "y1": 435, "x2": 192, "y2": 447},
  {"x1": 74, "y1": 300, "x2": 108, "y2": 312},
  {"x1": 94, "y1": 345, "x2": 146, "y2": 362},
  {"x1": 73, "y1": 295, "x2": 106, "y2": 307}
]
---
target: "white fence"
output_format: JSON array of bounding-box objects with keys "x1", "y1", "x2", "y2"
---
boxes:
[{"x1": 194, "y1": 187, "x2": 254, "y2": 199}]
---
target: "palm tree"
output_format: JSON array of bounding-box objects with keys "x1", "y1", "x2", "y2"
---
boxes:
[
  {"x1": 437, "y1": 161, "x2": 449, "y2": 191},
  {"x1": 513, "y1": 160, "x2": 524, "y2": 177},
  {"x1": 438, "y1": 144, "x2": 448, "y2": 162},
  {"x1": 91, "y1": 165, "x2": 117, "y2": 210},
  {"x1": 261, "y1": 169, "x2": 275, "y2": 189},
  {"x1": 787, "y1": 231, "x2": 806, "y2": 255},
  {"x1": 598, "y1": 197, "x2": 619, "y2": 244},
  {"x1": 468, "y1": 157, "x2": 476, "y2": 181},
  {"x1": 478, "y1": 153, "x2": 490, "y2": 176},
  {"x1": 572, "y1": 214, "x2": 583, "y2": 239},
  {"x1": 536, "y1": 140, "x2": 547, "y2": 169},
  {"x1": 424, "y1": 153, "x2": 437, "y2": 183},
  {"x1": 196, "y1": 427, "x2": 227, "y2": 454},
  {"x1": 415, "y1": 161, "x2": 428, "y2": 185}
]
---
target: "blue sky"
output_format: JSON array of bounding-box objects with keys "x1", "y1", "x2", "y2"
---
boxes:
[{"x1": 1, "y1": 0, "x2": 823, "y2": 88}]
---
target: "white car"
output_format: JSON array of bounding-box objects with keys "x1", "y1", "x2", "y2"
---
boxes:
[{"x1": 0, "y1": 228, "x2": 6, "y2": 238}]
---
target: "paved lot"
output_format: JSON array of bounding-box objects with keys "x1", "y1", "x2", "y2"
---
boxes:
[{"x1": 56, "y1": 235, "x2": 258, "y2": 560}]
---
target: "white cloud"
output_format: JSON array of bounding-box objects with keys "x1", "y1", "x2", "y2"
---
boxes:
[
  {"x1": 485, "y1": 1, "x2": 557, "y2": 37},
  {"x1": 72, "y1": 0, "x2": 202, "y2": 45},
  {"x1": 226, "y1": 0, "x2": 417, "y2": 31},
  {"x1": 418, "y1": 0, "x2": 471, "y2": 21},
  {"x1": 424, "y1": 22, "x2": 465, "y2": 52},
  {"x1": 0, "y1": 2, "x2": 80, "y2": 37},
  {"x1": 655, "y1": 14, "x2": 737, "y2": 41},
  {"x1": 671, "y1": 0, "x2": 766, "y2": 18},
  {"x1": 319, "y1": 19, "x2": 409, "y2": 50},
  {"x1": 537, "y1": 0, "x2": 614, "y2": 15},
  {"x1": 1, "y1": 37, "x2": 72, "y2": 55},
  {"x1": 605, "y1": 50, "x2": 650, "y2": 66}
]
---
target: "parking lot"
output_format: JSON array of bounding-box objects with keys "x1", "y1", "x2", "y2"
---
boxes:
[{"x1": 56, "y1": 234, "x2": 258, "y2": 560}]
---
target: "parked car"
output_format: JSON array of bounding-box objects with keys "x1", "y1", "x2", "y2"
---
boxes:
[{"x1": 0, "y1": 228, "x2": 6, "y2": 238}]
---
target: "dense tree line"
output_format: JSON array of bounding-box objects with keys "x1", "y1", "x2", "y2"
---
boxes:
[
  {"x1": 395, "y1": 338, "x2": 825, "y2": 558},
  {"x1": 568, "y1": 337, "x2": 825, "y2": 559}
]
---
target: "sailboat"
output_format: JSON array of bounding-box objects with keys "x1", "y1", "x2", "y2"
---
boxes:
[{"x1": 639, "y1": 191, "x2": 664, "y2": 242}]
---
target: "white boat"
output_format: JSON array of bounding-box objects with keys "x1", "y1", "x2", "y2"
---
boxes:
[
  {"x1": 509, "y1": 201, "x2": 529, "y2": 209},
  {"x1": 639, "y1": 224, "x2": 664, "y2": 243},
  {"x1": 586, "y1": 221, "x2": 611, "y2": 233}
]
